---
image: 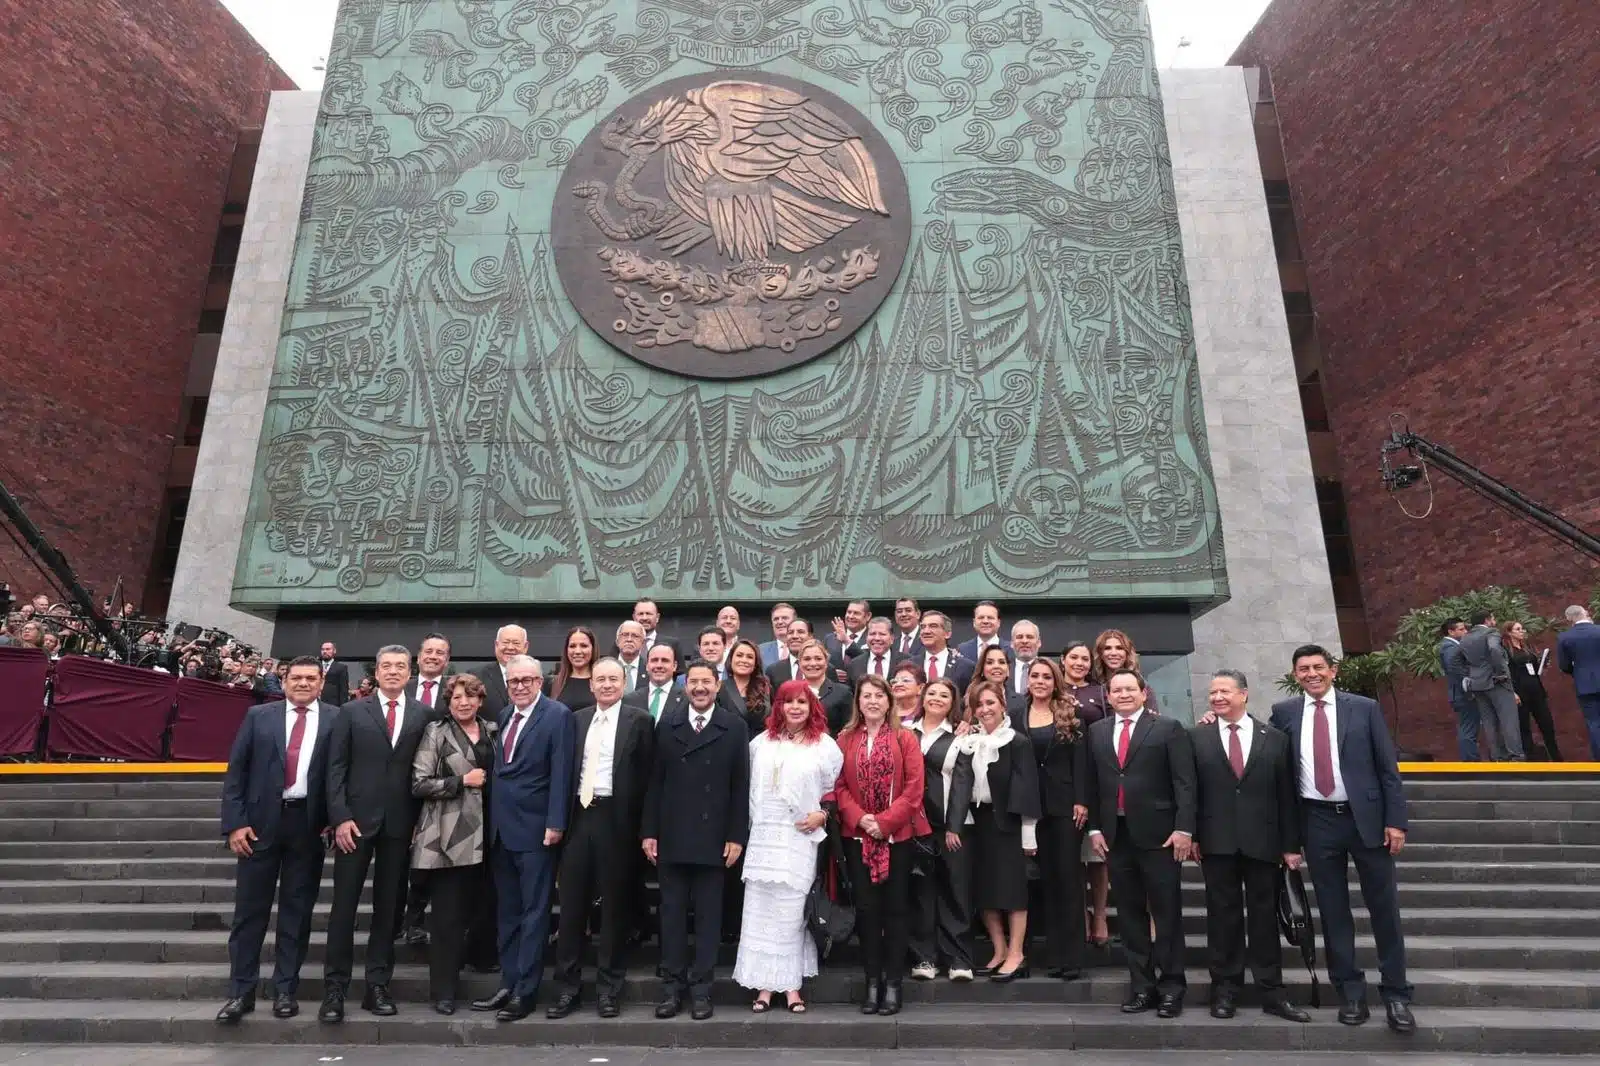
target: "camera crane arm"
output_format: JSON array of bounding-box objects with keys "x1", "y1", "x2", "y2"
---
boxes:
[
  {"x1": 0, "y1": 476, "x2": 130, "y2": 658},
  {"x1": 1379, "y1": 420, "x2": 1600, "y2": 561}
]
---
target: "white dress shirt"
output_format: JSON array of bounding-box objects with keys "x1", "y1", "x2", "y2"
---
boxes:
[
  {"x1": 1298, "y1": 690, "x2": 1348, "y2": 801},
  {"x1": 282, "y1": 700, "x2": 320, "y2": 800},
  {"x1": 505, "y1": 701, "x2": 536, "y2": 761},
  {"x1": 1218, "y1": 714, "x2": 1253, "y2": 766},
  {"x1": 583, "y1": 702, "x2": 621, "y2": 797},
  {"x1": 897, "y1": 627, "x2": 920, "y2": 654},
  {"x1": 923, "y1": 648, "x2": 953, "y2": 678},
  {"x1": 377, "y1": 690, "x2": 409, "y2": 746},
  {"x1": 414, "y1": 675, "x2": 443, "y2": 709},
  {"x1": 1012, "y1": 657, "x2": 1035, "y2": 694},
  {"x1": 863, "y1": 651, "x2": 893, "y2": 679}
]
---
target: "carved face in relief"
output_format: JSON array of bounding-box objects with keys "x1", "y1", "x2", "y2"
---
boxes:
[
  {"x1": 1122, "y1": 461, "x2": 1197, "y2": 548},
  {"x1": 713, "y1": 2, "x2": 764, "y2": 43},
  {"x1": 265, "y1": 430, "x2": 353, "y2": 502},
  {"x1": 551, "y1": 71, "x2": 911, "y2": 379}
]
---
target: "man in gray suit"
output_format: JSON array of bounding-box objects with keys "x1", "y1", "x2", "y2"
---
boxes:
[
  {"x1": 1436, "y1": 618, "x2": 1477, "y2": 760},
  {"x1": 1459, "y1": 611, "x2": 1525, "y2": 761}
]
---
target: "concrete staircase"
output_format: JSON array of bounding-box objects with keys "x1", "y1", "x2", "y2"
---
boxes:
[{"x1": 0, "y1": 774, "x2": 1597, "y2": 1052}]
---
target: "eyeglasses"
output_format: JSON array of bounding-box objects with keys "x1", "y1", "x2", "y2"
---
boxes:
[
  {"x1": 890, "y1": 676, "x2": 915, "y2": 685},
  {"x1": 507, "y1": 677, "x2": 541, "y2": 688}
]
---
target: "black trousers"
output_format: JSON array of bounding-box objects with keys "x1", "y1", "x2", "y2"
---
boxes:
[
  {"x1": 658, "y1": 861, "x2": 724, "y2": 1000},
  {"x1": 1036, "y1": 813, "x2": 1086, "y2": 972},
  {"x1": 1303, "y1": 802, "x2": 1411, "y2": 1004},
  {"x1": 908, "y1": 829, "x2": 972, "y2": 971},
  {"x1": 227, "y1": 802, "x2": 324, "y2": 997},
  {"x1": 1200, "y1": 852, "x2": 1282, "y2": 994},
  {"x1": 845, "y1": 837, "x2": 912, "y2": 983},
  {"x1": 1106, "y1": 819, "x2": 1185, "y2": 996},
  {"x1": 426, "y1": 861, "x2": 487, "y2": 1001},
  {"x1": 1516, "y1": 688, "x2": 1563, "y2": 761},
  {"x1": 323, "y1": 830, "x2": 410, "y2": 990},
  {"x1": 553, "y1": 798, "x2": 635, "y2": 998}
]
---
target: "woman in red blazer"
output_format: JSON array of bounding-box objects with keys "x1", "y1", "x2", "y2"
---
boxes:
[{"x1": 834, "y1": 674, "x2": 930, "y2": 1017}]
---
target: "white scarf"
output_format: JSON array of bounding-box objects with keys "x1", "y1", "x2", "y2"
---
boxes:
[{"x1": 958, "y1": 722, "x2": 1015, "y2": 807}]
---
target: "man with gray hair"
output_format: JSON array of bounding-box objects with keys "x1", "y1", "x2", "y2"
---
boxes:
[
  {"x1": 1558, "y1": 605, "x2": 1600, "y2": 759},
  {"x1": 474, "y1": 624, "x2": 529, "y2": 713},
  {"x1": 321, "y1": 645, "x2": 437, "y2": 1022}
]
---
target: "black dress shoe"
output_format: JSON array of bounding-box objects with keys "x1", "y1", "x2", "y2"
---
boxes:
[
  {"x1": 1263, "y1": 998, "x2": 1312, "y2": 1023},
  {"x1": 496, "y1": 995, "x2": 535, "y2": 1022},
  {"x1": 272, "y1": 993, "x2": 297, "y2": 1019},
  {"x1": 1121, "y1": 990, "x2": 1156, "y2": 1014},
  {"x1": 318, "y1": 987, "x2": 345, "y2": 1023},
  {"x1": 598, "y1": 996, "x2": 620, "y2": 1018},
  {"x1": 547, "y1": 992, "x2": 581, "y2": 1019},
  {"x1": 655, "y1": 995, "x2": 682, "y2": 1019},
  {"x1": 1047, "y1": 967, "x2": 1083, "y2": 981},
  {"x1": 879, "y1": 981, "x2": 902, "y2": 1016},
  {"x1": 1156, "y1": 992, "x2": 1184, "y2": 1019},
  {"x1": 433, "y1": 1000, "x2": 456, "y2": 1016},
  {"x1": 403, "y1": 926, "x2": 430, "y2": 947},
  {"x1": 990, "y1": 960, "x2": 1029, "y2": 983},
  {"x1": 1210, "y1": 994, "x2": 1237, "y2": 1019},
  {"x1": 216, "y1": 994, "x2": 255, "y2": 1024},
  {"x1": 1339, "y1": 999, "x2": 1371, "y2": 1026},
  {"x1": 860, "y1": 978, "x2": 882, "y2": 1014},
  {"x1": 362, "y1": 984, "x2": 397, "y2": 1016},
  {"x1": 1386, "y1": 1001, "x2": 1416, "y2": 1034},
  {"x1": 690, "y1": 998, "x2": 714, "y2": 1020},
  {"x1": 472, "y1": 988, "x2": 513, "y2": 1012}
]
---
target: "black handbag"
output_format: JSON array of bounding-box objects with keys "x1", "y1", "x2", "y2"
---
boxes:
[
  {"x1": 1276, "y1": 864, "x2": 1321, "y2": 1008},
  {"x1": 805, "y1": 824, "x2": 855, "y2": 959}
]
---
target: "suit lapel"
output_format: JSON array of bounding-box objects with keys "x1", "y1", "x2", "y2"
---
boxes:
[
  {"x1": 682, "y1": 708, "x2": 724, "y2": 755},
  {"x1": 1124, "y1": 712, "x2": 1156, "y2": 764},
  {"x1": 1335, "y1": 692, "x2": 1354, "y2": 754},
  {"x1": 1240, "y1": 720, "x2": 1271, "y2": 780}
]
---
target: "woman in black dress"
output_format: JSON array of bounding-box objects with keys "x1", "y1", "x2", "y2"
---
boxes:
[
  {"x1": 1011, "y1": 658, "x2": 1088, "y2": 979},
  {"x1": 908, "y1": 678, "x2": 976, "y2": 982},
  {"x1": 957, "y1": 679, "x2": 1040, "y2": 982},
  {"x1": 718, "y1": 637, "x2": 772, "y2": 737},
  {"x1": 1062, "y1": 640, "x2": 1109, "y2": 944},
  {"x1": 549, "y1": 626, "x2": 597, "y2": 711},
  {"x1": 1503, "y1": 620, "x2": 1562, "y2": 760}
]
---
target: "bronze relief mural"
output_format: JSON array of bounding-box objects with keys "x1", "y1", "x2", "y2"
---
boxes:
[{"x1": 234, "y1": 0, "x2": 1227, "y2": 607}]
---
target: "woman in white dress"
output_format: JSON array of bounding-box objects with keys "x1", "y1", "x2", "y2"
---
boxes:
[{"x1": 733, "y1": 678, "x2": 844, "y2": 1013}]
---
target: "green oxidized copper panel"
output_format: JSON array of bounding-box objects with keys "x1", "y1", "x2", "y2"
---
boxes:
[{"x1": 233, "y1": 0, "x2": 1227, "y2": 607}]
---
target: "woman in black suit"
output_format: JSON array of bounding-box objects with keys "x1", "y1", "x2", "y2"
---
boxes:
[
  {"x1": 1503, "y1": 620, "x2": 1562, "y2": 760},
  {"x1": 957, "y1": 679, "x2": 1041, "y2": 981},
  {"x1": 1011, "y1": 658, "x2": 1088, "y2": 979},
  {"x1": 797, "y1": 638, "x2": 853, "y2": 735},
  {"x1": 718, "y1": 637, "x2": 772, "y2": 737},
  {"x1": 908, "y1": 678, "x2": 976, "y2": 982}
]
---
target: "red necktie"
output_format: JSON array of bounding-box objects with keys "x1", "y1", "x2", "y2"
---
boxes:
[
  {"x1": 874, "y1": 655, "x2": 885, "y2": 678},
  {"x1": 1116, "y1": 715, "x2": 1133, "y2": 813},
  {"x1": 386, "y1": 699, "x2": 398, "y2": 742},
  {"x1": 1313, "y1": 699, "x2": 1335, "y2": 796},
  {"x1": 421, "y1": 680, "x2": 435, "y2": 708},
  {"x1": 927, "y1": 655, "x2": 940, "y2": 680},
  {"x1": 1228, "y1": 724, "x2": 1245, "y2": 779},
  {"x1": 284, "y1": 705, "x2": 309, "y2": 790},
  {"x1": 503, "y1": 710, "x2": 524, "y2": 763}
]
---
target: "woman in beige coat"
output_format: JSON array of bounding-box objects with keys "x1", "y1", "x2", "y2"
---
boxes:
[{"x1": 411, "y1": 673, "x2": 498, "y2": 1014}]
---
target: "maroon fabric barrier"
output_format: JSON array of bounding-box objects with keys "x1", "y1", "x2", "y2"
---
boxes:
[
  {"x1": 170, "y1": 677, "x2": 257, "y2": 762},
  {"x1": 47, "y1": 656, "x2": 177, "y2": 760},
  {"x1": 0, "y1": 646, "x2": 49, "y2": 756}
]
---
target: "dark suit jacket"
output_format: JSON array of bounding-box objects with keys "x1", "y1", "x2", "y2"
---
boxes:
[
  {"x1": 624, "y1": 681, "x2": 687, "y2": 724},
  {"x1": 472, "y1": 662, "x2": 511, "y2": 717},
  {"x1": 846, "y1": 649, "x2": 906, "y2": 685},
  {"x1": 918, "y1": 728, "x2": 974, "y2": 831},
  {"x1": 825, "y1": 631, "x2": 869, "y2": 671},
  {"x1": 1190, "y1": 718, "x2": 1300, "y2": 863},
  {"x1": 715, "y1": 677, "x2": 769, "y2": 737},
  {"x1": 1009, "y1": 708, "x2": 1087, "y2": 818},
  {"x1": 319, "y1": 660, "x2": 350, "y2": 705},
  {"x1": 1085, "y1": 712, "x2": 1197, "y2": 850},
  {"x1": 221, "y1": 700, "x2": 335, "y2": 846},
  {"x1": 970, "y1": 730, "x2": 1042, "y2": 831},
  {"x1": 569, "y1": 702, "x2": 655, "y2": 841},
  {"x1": 916, "y1": 651, "x2": 976, "y2": 698},
  {"x1": 1460, "y1": 624, "x2": 1512, "y2": 692},
  {"x1": 816, "y1": 678, "x2": 854, "y2": 736},
  {"x1": 763, "y1": 657, "x2": 802, "y2": 689},
  {"x1": 642, "y1": 704, "x2": 751, "y2": 866},
  {"x1": 1558, "y1": 622, "x2": 1600, "y2": 696},
  {"x1": 326, "y1": 693, "x2": 437, "y2": 839},
  {"x1": 1437, "y1": 637, "x2": 1469, "y2": 707},
  {"x1": 1269, "y1": 691, "x2": 1407, "y2": 849},
  {"x1": 490, "y1": 694, "x2": 576, "y2": 851}
]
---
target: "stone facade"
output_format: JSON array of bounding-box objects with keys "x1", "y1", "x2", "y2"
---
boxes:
[
  {"x1": 1164, "y1": 67, "x2": 1340, "y2": 714},
  {"x1": 0, "y1": 0, "x2": 292, "y2": 604}
]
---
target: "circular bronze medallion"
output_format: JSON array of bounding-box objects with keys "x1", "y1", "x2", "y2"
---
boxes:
[{"x1": 552, "y1": 70, "x2": 912, "y2": 380}]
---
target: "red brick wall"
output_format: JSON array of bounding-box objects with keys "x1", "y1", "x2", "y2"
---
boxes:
[
  {"x1": 0, "y1": 0, "x2": 293, "y2": 607},
  {"x1": 1234, "y1": 0, "x2": 1600, "y2": 757}
]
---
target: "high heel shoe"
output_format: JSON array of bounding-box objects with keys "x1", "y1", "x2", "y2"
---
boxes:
[
  {"x1": 974, "y1": 960, "x2": 1004, "y2": 977},
  {"x1": 990, "y1": 959, "x2": 1030, "y2": 983}
]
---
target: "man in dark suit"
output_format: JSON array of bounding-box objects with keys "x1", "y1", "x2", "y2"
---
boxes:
[
  {"x1": 763, "y1": 616, "x2": 812, "y2": 688},
  {"x1": 847, "y1": 617, "x2": 904, "y2": 684},
  {"x1": 473, "y1": 624, "x2": 528, "y2": 716},
  {"x1": 472, "y1": 655, "x2": 576, "y2": 1021},
  {"x1": 320, "y1": 645, "x2": 436, "y2": 1022},
  {"x1": 1436, "y1": 618, "x2": 1477, "y2": 760},
  {"x1": 758, "y1": 602, "x2": 795, "y2": 669},
  {"x1": 825, "y1": 598, "x2": 872, "y2": 672},
  {"x1": 1459, "y1": 611, "x2": 1524, "y2": 761},
  {"x1": 956, "y1": 600, "x2": 1012, "y2": 664},
  {"x1": 634, "y1": 597, "x2": 682, "y2": 663},
  {"x1": 216, "y1": 657, "x2": 334, "y2": 1024},
  {"x1": 1271, "y1": 644, "x2": 1413, "y2": 1033},
  {"x1": 548, "y1": 658, "x2": 656, "y2": 1019},
  {"x1": 1190, "y1": 670, "x2": 1309, "y2": 1023},
  {"x1": 892, "y1": 597, "x2": 922, "y2": 656},
  {"x1": 628, "y1": 642, "x2": 686, "y2": 722},
  {"x1": 1005, "y1": 620, "x2": 1042, "y2": 699},
  {"x1": 615, "y1": 620, "x2": 648, "y2": 694},
  {"x1": 1086, "y1": 667, "x2": 1196, "y2": 1019},
  {"x1": 642, "y1": 660, "x2": 750, "y2": 1020},
  {"x1": 1557, "y1": 605, "x2": 1600, "y2": 759},
  {"x1": 318, "y1": 641, "x2": 350, "y2": 705},
  {"x1": 917, "y1": 611, "x2": 975, "y2": 699}
]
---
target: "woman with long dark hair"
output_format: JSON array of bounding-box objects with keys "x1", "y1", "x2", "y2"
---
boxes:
[
  {"x1": 720, "y1": 637, "x2": 773, "y2": 737},
  {"x1": 734, "y1": 680, "x2": 842, "y2": 1013},
  {"x1": 550, "y1": 626, "x2": 597, "y2": 711},
  {"x1": 834, "y1": 674, "x2": 929, "y2": 1015},
  {"x1": 907, "y1": 677, "x2": 976, "y2": 982},
  {"x1": 1503, "y1": 620, "x2": 1562, "y2": 760}
]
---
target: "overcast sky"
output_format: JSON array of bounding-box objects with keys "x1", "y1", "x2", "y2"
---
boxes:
[{"x1": 222, "y1": 0, "x2": 1273, "y2": 89}]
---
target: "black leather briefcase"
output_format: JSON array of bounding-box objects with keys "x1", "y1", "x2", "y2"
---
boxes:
[{"x1": 1277, "y1": 864, "x2": 1322, "y2": 1007}]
